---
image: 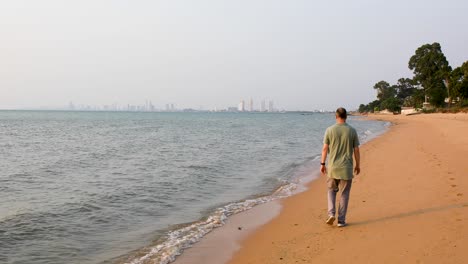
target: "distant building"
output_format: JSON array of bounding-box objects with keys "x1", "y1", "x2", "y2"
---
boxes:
[
  {"x1": 268, "y1": 100, "x2": 274, "y2": 112},
  {"x1": 165, "y1": 103, "x2": 176, "y2": 111},
  {"x1": 238, "y1": 100, "x2": 245, "y2": 112},
  {"x1": 249, "y1": 98, "x2": 253, "y2": 112},
  {"x1": 261, "y1": 100, "x2": 266, "y2": 112}
]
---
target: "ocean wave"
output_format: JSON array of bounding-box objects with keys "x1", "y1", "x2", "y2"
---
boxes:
[
  {"x1": 356, "y1": 121, "x2": 390, "y2": 145},
  {"x1": 126, "y1": 182, "x2": 299, "y2": 264}
]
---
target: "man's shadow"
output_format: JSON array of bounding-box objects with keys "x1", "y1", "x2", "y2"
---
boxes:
[{"x1": 349, "y1": 202, "x2": 468, "y2": 226}]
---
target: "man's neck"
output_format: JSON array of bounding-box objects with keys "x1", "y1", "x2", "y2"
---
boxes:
[{"x1": 336, "y1": 119, "x2": 346, "y2": 124}]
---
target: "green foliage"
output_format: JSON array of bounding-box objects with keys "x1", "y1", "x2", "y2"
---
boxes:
[
  {"x1": 462, "y1": 61, "x2": 468, "y2": 99},
  {"x1": 449, "y1": 61, "x2": 468, "y2": 103},
  {"x1": 395, "y1": 78, "x2": 417, "y2": 99},
  {"x1": 368, "y1": 100, "x2": 380, "y2": 112},
  {"x1": 411, "y1": 89, "x2": 425, "y2": 108},
  {"x1": 450, "y1": 67, "x2": 463, "y2": 101},
  {"x1": 358, "y1": 104, "x2": 366, "y2": 113},
  {"x1": 430, "y1": 81, "x2": 448, "y2": 106},
  {"x1": 408, "y1": 42, "x2": 451, "y2": 107},
  {"x1": 421, "y1": 108, "x2": 436, "y2": 113},
  {"x1": 358, "y1": 100, "x2": 381, "y2": 113},
  {"x1": 359, "y1": 43, "x2": 466, "y2": 113},
  {"x1": 373, "y1": 81, "x2": 396, "y2": 101},
  {"x1": 381, "y1": 97, "x2": 402, "y2": 113}
]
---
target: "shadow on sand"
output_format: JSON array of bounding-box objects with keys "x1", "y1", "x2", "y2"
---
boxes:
[{"x1": 349, "y1": 202, "x2": 468, "y2": 227}]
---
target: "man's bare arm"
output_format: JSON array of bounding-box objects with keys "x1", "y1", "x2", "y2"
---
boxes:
[
  {"x1": 354, "y1": 146, "x2": 360, "y2": 175},
  {"x1": 320, "y1": 144, "x2": 329, "y2": 174}
]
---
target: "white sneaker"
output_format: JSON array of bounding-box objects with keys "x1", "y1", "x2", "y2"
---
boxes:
[
  {"x1": 326, "y1": 216, "x2": 335, "y2": 225},
  {"x1": 337, "y1": 222, "x2": 347, "y2": 227}
]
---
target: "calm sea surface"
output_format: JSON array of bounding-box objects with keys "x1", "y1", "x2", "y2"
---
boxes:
[{"x1": 0, "y1": 111, "x2": 388, "y2": 264}]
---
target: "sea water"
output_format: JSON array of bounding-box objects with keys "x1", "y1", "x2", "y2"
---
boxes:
[{"x1": 0, "y1": 111, "x2": 388, "y2": 264}]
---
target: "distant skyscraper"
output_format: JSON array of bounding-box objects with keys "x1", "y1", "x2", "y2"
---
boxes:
[
  {"x1": 238, "y1": 100, "x2": 245, "y2": 112},
  {"x1": 268, "y1": 100, "x2": 274, "y2": 112},
  {"x1": 249, "y1": 98, "x2": 253, "y2": 112},
  {"x1": 261, "y1": 100, "x2": 266, "y2": 112}
]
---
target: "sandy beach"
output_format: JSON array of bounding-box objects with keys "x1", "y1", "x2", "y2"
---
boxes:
[{"x1": 225, "y1": 113, "x2": 468, "y2": 264}]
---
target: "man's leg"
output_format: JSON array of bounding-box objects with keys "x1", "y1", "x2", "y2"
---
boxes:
[
  {"x1": 327, "y1": 178, "x2": 339, "y2": 220},
  {"x1": 337, "y1": 179, "x2": 353, "y2": 224}
]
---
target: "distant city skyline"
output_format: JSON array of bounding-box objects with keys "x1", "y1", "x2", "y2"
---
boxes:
[
  {"x1": 16, "y1": 97, "x2": 293, "y2": 112},
  {"x1": 1, "y1": 1, "x2": 467, "y2": 111}
]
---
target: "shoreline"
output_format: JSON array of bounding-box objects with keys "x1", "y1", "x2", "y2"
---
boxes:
[
  {"x1": 170, "y1": 117, "x2": 389, "y2": 264},
  {"x1": 172, "y1": 162, "x2": 322, "y2": 264},
  {"x1": 226, "y1": 113, "x2": 468, "y2": 264}
]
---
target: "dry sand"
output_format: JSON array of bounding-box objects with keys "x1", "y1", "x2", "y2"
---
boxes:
[{"x1": 227, "y1": 113, "x2": 468, "y2": 264}]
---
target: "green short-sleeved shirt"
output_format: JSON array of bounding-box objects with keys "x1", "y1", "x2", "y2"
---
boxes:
[{"x1": 323, "y1": 123, "x2": 360, "y2": 180}]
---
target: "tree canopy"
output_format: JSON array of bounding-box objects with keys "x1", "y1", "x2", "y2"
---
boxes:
[
  {"x1": 449, "y1": 61, "x2": 468, "y2": 102},
  {"x1": 408, "y1": 42, "x2": 451, "y2": 107},
  {"x1": 373, "y1": 81, "x2": 395, "y2": 101},
  {"x1": 358, "y1": 43, "x2": 467, "y2": 113}
]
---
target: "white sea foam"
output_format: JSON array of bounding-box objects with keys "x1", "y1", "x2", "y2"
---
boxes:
[{"x1": 126, "y1": 181, "x2": 299, "y2": 264}]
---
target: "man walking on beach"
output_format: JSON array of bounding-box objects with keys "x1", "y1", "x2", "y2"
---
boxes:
[{"x1": 320, "y1": 107, "x2": 360, "y2": 227}]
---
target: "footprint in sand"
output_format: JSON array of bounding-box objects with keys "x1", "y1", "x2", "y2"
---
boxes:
[
  {"x1": 456, "y1": 193, "x2": 463, "y2": 197},
  {"x1": 451, "y1": 185, "x2": 457, "y2": 187}
]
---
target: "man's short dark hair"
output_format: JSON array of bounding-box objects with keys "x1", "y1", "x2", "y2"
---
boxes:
[{"x1": 336, "y1": 107, "x2": 347, "y2": 119}]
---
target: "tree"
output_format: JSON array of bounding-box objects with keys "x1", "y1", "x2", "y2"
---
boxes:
[
  {"x1": 462, "y1": 61, "x2": 468, "y2": 100},
  {"x1": 407, "y1": 88, "x2": 425, "y2": 108},
  {"x1": 368, "y1": 100, "x2": 381, "y2": 113},
  {"x1": 408, "y1": 43, "x2": 451, "y2": 107},
  {"x1": 373, "y1": 80, "x2": 396, "y2": 101},
  {"x1": 358, "y1": 100, "x2": 380, "y2": 113},
  {"x1": 392, "y1": 77, "x2": 424, "y2": 107},
  {"x1": 358, "y1": 104, "x2": 367, "y2": 113},
  {"x1": 449, "y1": 61, "x2": 468, "y2": 103},
  {"x1": 395, "y1": 78, "x2": 417, "y2": 100},
  {"x1": 381, "y1": 97, "x2": 402, "y2": 113}
]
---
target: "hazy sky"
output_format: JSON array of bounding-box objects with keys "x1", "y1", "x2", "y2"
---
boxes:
[{"x1": 1, "y1": 0, "x2": 467, "y2": 111}]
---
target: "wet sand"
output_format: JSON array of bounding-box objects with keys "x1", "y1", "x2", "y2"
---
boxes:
[
  {"x1": 227, "y1": 113, "x2": 468, "y2": 264},
  {"x1": 173, "y1": 201, "x2": 281, "y2": 264},
  {"x1": 174, "y1": 168, "x2": 318, "y2": 264}
]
